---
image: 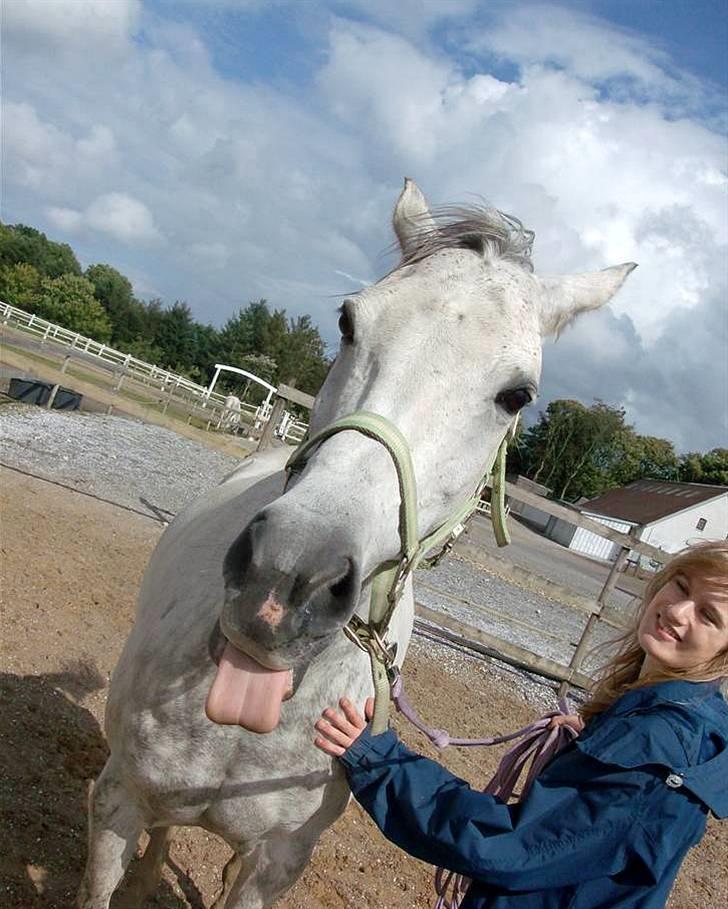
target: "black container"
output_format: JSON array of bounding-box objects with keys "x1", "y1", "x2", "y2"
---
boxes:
[
  {"x1": 7, "y1": 378, "x2": 83, "y2": 410},
  {"x1": 8, "y1": 378, "x2": 52, "y2": 405},
  {"x1": 53, "y1": 388, "x2": 83, "y2": 410}
]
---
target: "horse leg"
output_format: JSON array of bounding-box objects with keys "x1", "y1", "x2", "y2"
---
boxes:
[
  {"x1": 210, "y1": 853, "x2": 243, "y2": 909},
  {"x1": 219, "y1": 832, "x2": 317, "y2": 909},
  {"x1": 119, "y1": 827, "x2": 172, "y2": 907},
  {"x1": 77, "y1": 760, "x2": 145, "y2": 909}
]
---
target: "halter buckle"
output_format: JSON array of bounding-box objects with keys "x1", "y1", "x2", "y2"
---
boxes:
[{"x1": 343, "y1": 616, "x2": 398, "y2": 669}]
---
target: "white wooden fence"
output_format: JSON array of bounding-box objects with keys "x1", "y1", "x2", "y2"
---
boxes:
[{"x1": 0, "y1": 300, "x2": 308, "y2": 443}]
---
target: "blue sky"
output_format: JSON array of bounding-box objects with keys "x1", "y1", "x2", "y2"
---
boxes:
[
  {"x1": 587, "y1": 0, "x2": 728, "y2": 88},
  {"x1": 3, "y1": 0, "x2": 727, "y2": 451}
]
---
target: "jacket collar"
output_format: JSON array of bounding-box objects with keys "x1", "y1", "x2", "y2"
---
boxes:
[{"x1": 603, "y1": 679, "x2": 723, "y2": 718}]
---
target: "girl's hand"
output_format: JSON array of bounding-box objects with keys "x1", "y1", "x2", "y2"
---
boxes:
[
  {"x1": 314, "y1": 697, "x2": 374, "y2": 757},
  {"x1": 549, "y1": 713, "x2": 585, "y2": 735}
]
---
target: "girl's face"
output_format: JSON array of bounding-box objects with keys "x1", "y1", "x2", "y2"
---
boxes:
[{"x1": 638, "y1": 571, "x2": 728, "y2": 675}]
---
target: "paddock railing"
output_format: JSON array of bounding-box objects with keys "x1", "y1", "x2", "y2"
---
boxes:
[
  {"x1": 431, "y1": 485, "x2": 671, "y2": 696},
  {"x1": 0, "y1": 301, "x2": 309, "y2": 443}
]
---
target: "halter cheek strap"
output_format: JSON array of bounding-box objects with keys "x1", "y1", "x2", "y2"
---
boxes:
[{"x1": 285, "y1": 411, "x2": 516, "y2": 733}]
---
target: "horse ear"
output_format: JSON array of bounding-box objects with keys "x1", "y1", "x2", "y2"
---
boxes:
[
  {"x1": 393, "y1": 178, "x2": 436, "y2": 257},
  {"x1": 537, "y1": 263, "x2": 637, "y2": 337}
]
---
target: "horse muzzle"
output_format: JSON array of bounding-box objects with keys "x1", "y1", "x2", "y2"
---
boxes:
[{"x1": 205, "y1": 509, "x2": 364, "y2": 733}]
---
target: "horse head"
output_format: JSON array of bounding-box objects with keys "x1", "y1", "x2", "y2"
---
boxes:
[{"x1": 207, "y1": 179, "x2": 636, "y2": 732}]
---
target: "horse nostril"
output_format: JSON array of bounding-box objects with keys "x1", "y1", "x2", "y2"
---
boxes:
[
  {"x1": 329, "y1": 558, "x2": 357, "y2": 602},
  {"x1": 303, "y1": 555, "x2": 361, "y2": 629},
  {"x1": 224, "y1": 513, "x2": 267, "y2": 587}
]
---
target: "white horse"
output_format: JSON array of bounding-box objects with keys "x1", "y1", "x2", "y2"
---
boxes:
[
  {"x1": 78, "y1": 180, "x2": 635, "y2": 908},
  {"x1": 222, "y1": 394, "x2": 242, "y2": 431}
]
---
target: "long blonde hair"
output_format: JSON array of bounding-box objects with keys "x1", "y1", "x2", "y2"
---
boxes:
[{"x1": 581, "y1": 540, "x2": 728, "y2": 723}]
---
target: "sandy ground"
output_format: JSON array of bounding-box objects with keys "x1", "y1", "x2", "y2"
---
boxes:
[{"x1": 1, "y1": 467, "x2": 725, "y2": 909}]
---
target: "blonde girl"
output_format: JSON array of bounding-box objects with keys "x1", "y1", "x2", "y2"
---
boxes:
[{"x1": 315, "y1": 541, "x2": 728, "y2": 909}]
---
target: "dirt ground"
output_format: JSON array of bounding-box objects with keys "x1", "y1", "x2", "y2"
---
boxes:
[{"x1": 1, "y1": 467, "x2": 725, "y2": 909}]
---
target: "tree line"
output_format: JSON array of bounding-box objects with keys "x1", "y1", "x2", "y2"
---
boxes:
[
  {"x1": 0, "y1": 222, "x2": 329, "y2": 397},
  {"x1": 508, "y1": 399, "x2": 727, "y2": 502}
]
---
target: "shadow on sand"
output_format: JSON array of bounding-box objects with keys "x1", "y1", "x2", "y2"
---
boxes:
[{"x1": 0, "y1": 660, "x2": 204, "y2": 908}]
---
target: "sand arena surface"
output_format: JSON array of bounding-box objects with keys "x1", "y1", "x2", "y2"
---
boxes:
[{"x1": 1, "y1": 414, "x2": 725, "y2": 908}]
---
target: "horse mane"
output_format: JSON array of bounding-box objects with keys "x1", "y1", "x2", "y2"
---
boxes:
[{"x1": 397, "y1": 204, "x2": 535, "y2": 274}]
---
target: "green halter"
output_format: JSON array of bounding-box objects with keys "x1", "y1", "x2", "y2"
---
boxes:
[{"x1": 286, "y1": 411, "x2": 515, "y2": 733}]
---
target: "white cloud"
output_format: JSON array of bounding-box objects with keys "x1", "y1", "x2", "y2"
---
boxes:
[
  {"x1": 85, "y1": 193, "x2": 161, "y2": 243},
  {"x1": 482, "y1": 4, "x2": 668, "y2": 82},
  {"x1": 46, "y1": 193, "x2": 161, "y2": 245},
  {"x1": 318, "y1": 21, "x2": 726, "y2": 345},
  {"x1": 77, "y1": 125, "x2": 117, "y2": 159},
  {"x1": 46, "y1": 207, "x2": 83, "y2": 232},
  {"x1": 336, "y1": 0, "x2": 478, "y2": 40},
  {"x1": 3, "y1": 0, "x2": 141, "y2": 49},
  {"x1": 3, "y1": 102, "x2": 70, "y2": 190},
  {"x1": 473, "y1": 2, "x2": 707, "y2": 110},
  {"x1": 4, "y1": 102, "x2": 118, "y2": 197},
  {"x1": 542, "y1": 278, "x2": 728, "y2": 454},
  {"x1": 318, "y1": 23, "x2": 454, "y2": 165},
  {"x1": 189, "y1": 241, "x2": 230, "y2": 268}
]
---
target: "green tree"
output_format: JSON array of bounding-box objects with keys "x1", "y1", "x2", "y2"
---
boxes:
[
  {"x1": 608, "y1": 434, "x2": 680, "y2": 487},
  {"x1": 0, "y1": 262, "x2": 42, "y2": 308},
  {"x1": 218, "y1": 300, "x2": 329, "y2": 395},
  {"x1": 191, "y1": 321, "x2": 222, "y2": 383},
  {"x1": 517, "y1": 400, "x2": 630, "y2": 501},
  {"x1": 0, "y1": 222, "x2": 81, "y2": 277},
  {"x1": 85, "y1": 263, "x2": 149, "y2": 348},
  {"x1": 34, "y1": 274, "x2": 113, "y2": 341},
  {"x1": 218, "y1": 305, "x2": 256, "y2": 366},
  {"x1": 251, "y1": 302, "x2": 290, "y2": 372},
  {"x1": 679, "y1": 449, "x2": 728, "y2": 486},
  {"x1": 152, "y1": 301, "x2": 199, "y2": 375},
  {"x1": 238, "y1": 353, "x2": 278, "y2": 384},
  {"x1": 279, "y1": 314, "x2": 329, "y2": 395},
  {"x1": 124, "y1": 335, "x2": 164, "y2": 364}
]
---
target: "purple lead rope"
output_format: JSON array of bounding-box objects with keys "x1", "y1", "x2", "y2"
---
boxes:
[{"x1": 390, "y1": 673, "x2": 579, "y2": 909}]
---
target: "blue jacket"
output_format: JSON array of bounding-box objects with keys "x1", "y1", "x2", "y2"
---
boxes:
[{"x1": 341, "y1": 680, "x2": 728, "y2": 909}]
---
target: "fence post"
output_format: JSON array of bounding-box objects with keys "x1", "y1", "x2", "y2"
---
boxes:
[
  {"x1": 257, "y1": 395, "x2": 286, "y2": 451},
  {"x1": 558, "y1": 546, "x2": 630, "y2": 698},
  {"x1": 46, "y1": 383, "x2": 61, "y2": 410},
  {"x1": 161, "y1": 383, "x2": 175, "y2": 415}
]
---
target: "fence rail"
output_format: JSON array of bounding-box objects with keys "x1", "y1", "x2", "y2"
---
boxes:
[
  {"x1": 441, "y1": 483, "x2": 672, "y2": 693},
  {"x1": 0, "y1": 301, "x2": 309, "y2": 443},
  {"x1": 0, "y1": 300, "x2": 232, "y2": 405}
]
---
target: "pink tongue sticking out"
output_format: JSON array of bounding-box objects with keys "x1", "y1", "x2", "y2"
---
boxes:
[{"x1": 206, "y1": 642, "x2": 293, "y2": 733}]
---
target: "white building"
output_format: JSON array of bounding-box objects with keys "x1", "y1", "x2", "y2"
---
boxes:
[{"x1": 568, "y1": 479, "x2": 728, "y2": 563}]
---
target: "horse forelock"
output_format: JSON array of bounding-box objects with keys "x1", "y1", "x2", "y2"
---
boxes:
[{"x1": 395, "y1": 204, "x2": 535, "y2": 275}]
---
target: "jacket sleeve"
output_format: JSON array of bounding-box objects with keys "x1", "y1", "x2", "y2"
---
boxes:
[{"x1": 340, "y1": 726, "x2": 683, "y2": 892}]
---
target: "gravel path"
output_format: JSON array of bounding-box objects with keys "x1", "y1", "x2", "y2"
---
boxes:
[
  {"x1": 0, "y1": 405, "x2": 241, "y2": 519},
  {"x1": 415, "y1": 555, "x2": 617, "y2": 670}
]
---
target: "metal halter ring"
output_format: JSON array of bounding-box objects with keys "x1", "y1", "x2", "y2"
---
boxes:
[{"x1": 343, "y1": 616, "x2": 397, "y2": 667}]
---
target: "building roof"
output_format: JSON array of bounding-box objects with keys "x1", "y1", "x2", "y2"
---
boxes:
[{"x1": 579, "y1": 479, "x2": 728, "y2": 526}]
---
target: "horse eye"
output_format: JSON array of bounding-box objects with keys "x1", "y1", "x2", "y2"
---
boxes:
[
  {"x1": 338, "y1": 307, "x2": 354, "y2": 343},
  {"x1": 495, "y1": 387, "x2": 533, "y2": 415}
]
